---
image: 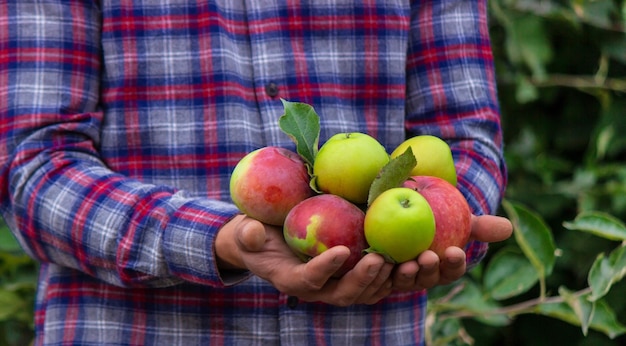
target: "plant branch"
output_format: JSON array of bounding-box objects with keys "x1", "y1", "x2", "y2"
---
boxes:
[
  {"x1": 436, "y1": 287, "x2": 593, "y2": 321},
  {"x1": 530, "y1": 75, "x2": 626, "y2": 92}
]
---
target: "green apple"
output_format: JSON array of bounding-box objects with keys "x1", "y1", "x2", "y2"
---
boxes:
[
  {"x1": 390, "y1": 135, "x2": 457, "y2": 186},
  {"x1": 313, "y1": 132, "x2": 390, "y2": 204},
  {"x1": 364, "y1": 187, "x2": 435, "y2": 263}
]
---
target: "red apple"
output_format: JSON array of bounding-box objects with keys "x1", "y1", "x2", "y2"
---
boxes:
[
  {"x1": 283, "y1": 194, "x2": 367, "y2": 277},
  {"x1": 402, "y1": 176, "x2": 472, "y2": 258},
  {"x1": 230, "y1": 146, "x2": 315, "y2": 226}
]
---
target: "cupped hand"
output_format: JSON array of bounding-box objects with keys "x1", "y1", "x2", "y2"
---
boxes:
[
  {"x1": 215, "y1": 214, "x2": 394, "y2": 306},
  {"x1": 391, "y1": 214, "x2": 512, "y2": 292}
]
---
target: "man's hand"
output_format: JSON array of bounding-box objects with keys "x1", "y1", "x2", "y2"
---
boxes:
[
  {"x1": 391, "y1": 214, "x2": 513, "y2": 291},
  {"x1": 215, "y1": 214, "x2": 394, "y2": 306},
  {"x1": 216, "y1": 213, "x2": 512, "y2": 304}
]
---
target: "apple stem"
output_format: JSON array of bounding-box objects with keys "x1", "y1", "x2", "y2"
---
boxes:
[{"x1": 401, "y1": 199, "x2": 411, "y2": 208}]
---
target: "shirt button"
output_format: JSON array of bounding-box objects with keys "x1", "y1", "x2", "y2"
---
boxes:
[
  {"x1": 265, "y1": 83, "x2": 279, "y2": 97},
  {"x1": 287, "y1": 296, "x2": 299, "y2": 309}
]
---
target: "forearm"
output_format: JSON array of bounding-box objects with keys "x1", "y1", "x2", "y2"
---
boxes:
[
  {"x1": 0, "y1": 1, "x2": 240, "y2": 288},
  {"x1": 406, "y1": 0, "x2": 506, "y2": 265},
  {"x1": 3, "y1": 120, "x2": 241, "y2": 288}
]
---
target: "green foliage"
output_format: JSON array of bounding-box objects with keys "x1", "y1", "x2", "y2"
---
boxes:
[
  {"x1": 0, "y1": 218, "x2": 36, "y2": 346},
  {"x1": 426, "y1": 0, "x2": 626, "y2": 344}
]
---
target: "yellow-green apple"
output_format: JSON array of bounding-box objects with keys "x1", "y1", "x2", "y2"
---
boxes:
[
  {"x1": 402, "y1": 176, "x2": 471, "y2": 258},
  {"x1": 390, "y1": 135, "x2": 457, "y2": 186},
  {"x1": 283, "y1": 194, "x2": 367, "y2": 277},
  {"x1": 364, "y1": 187, "x2": 435, "y2": 263},
  {"x1": 230, "y1": 146, "x2": 315, "y2": 226},
  {"x1": 313, "y1": 132, "x2": 389, "y2": 204}
]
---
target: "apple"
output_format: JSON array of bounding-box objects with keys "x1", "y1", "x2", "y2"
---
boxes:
[
  {"x1": 283, "y1": 194, "x2": 367, "y2": 277},
  {"x1": 230, "y1": 146, "x2": 315, "y2": 226},
  {"x1": 313, "y1": 132, "x2": 390, "y2": 204},
  {"x1": 402, "y1": 176, "x2": 472, "y2": 258},
  {"x1": 364, "y1": 187, "x2": 435, "y2": 263},
  {"x1": 390, "y1": 135, "x2": 457, "y2": 186}
]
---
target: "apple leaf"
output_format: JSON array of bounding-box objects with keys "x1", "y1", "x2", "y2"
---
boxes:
[
  {"x1": 587, "y1": 243, "x2": 626, "y2": 302},
  {"x1": 535, "y1": 298, "x2": 626, "y2": 339},
  {"x1": 366, "y1": 147, "x2": 416, "y2": 207},
  {"x1": 563, "y1": 211, "x2": 626, "y2": 241},
  {"x1": 559, "y1": 286, "x2": 595, "y2": 336},
  {"x1": 483, "y1": 246, "x2": 539, "y2": 300},
  {"x1": 278, "y1": 99, "x2": 320, "y2": 167},
  {"x1": 501, "y1": 200, "x2": 556, "y2": 281}
]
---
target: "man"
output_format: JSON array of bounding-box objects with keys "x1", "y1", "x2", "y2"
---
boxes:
[{"x1": 0, "y1": 1, "x2": 511, "y2": 344}]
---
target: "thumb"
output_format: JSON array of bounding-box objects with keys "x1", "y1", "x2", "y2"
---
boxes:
[
  {"x1": 470, "y1": 214, "x2": 513, "y2": 243},
  {"x1": 237, "y1": 218, "x2": 267, "y2": 252}
]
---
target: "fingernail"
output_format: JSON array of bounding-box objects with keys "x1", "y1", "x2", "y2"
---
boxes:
[
  {"x1": 447, "y1": 257, "x2": 464, "y2": 265},
  {"x1": 402, "y1": 272, "x2": 415, "y2": 280}
]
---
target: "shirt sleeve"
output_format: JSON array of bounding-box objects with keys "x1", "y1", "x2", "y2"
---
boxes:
[
  {"x1": 0, "y1": 1, "x2": 241, "y2": 288},
  {"x1": 405, "y1": 0, "x2": 507, "y2": 267}
]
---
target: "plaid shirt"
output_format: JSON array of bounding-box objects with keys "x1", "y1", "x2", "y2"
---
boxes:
[{"x1": 0, "y1": 0, "x2": 506, "y2": 345}]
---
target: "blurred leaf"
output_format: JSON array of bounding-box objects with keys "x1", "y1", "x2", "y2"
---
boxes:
[
  {"x1": 601, "y1": 34, "x2": 626, "y2": 64},
  {"x1": 0, "y1": 290, "x2": 24, "y2": 321},
  {"x1": 430, "y1": 279, "x2": 510, "y2": 327},
  {"x1": 0, "y1": 225, "x2": 22, "y2": 253},
  {"x1": 427, "y1": 318, "x2": 473, "y2": 346},
  {"x1": 505, "y1": 14, "x2": 553, "y2": 80},
  {"x1": 587, "y1": 243, "x2": 626, "y2": 302},
  {"x1": 484, "y1": 247, "x2": 539, "y2": 300},
  {"x1": 563, "y1": 211, "x2": 626, "y2": 241},
  {"x1": 572, "y1": 0, "x2": 617, "y2": 29},
  {"x1": 515, "y1": 75, "x2": 539, "y2": 103},
  {"x1": 536, "y1": 297, "x2": 626, "y2": 339},
  {"x1": 559, "y1": 286, "x2": 595, "y2": 336},
  {"x1": 502, "y1": 200, "x2": 557, "y2": 286},
  {"x1": 588, "y1": 299, "x2": 626, "y2": 339}
]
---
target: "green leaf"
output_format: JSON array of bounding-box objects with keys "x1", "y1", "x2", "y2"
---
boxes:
[
  {"x1": 505, "y1": 15, "x2": 552, "y2": 80},
  {"x1": 535, "y1": 299, "x2": 581, "y2": 327},
  {"x1": 483, "y1": 247, "x2": 539, "y2": 300},
  {"x1": 278, "y1": 99, "x2": 320, "y2": 167},
  {"x1": 427, "y1": 318, "x2": 469, "y2": 346},
  {"x1": 430, "y1": 279, "x2": 510, "y2": 327},
  {"x1": 563, "y1": 211, "x2": 626, "y2": 241},
  {"x1": 601, "y1": 34, "x2": 626, "y2": 64},
  {"x1": 588, "y1": 299, "x2": 626, "y2": 339},
  {"x1": 501, "y1": 200, "x2": 556, "y2": 291},
  {"x1": 515, "y1": 75, "x2": 539, "y2": 104},
  {"x1": 587, "y1": 243, "x2": 626, "y2": 302},
  {"x1": 366, "y1": 147, "x2": 416, "y2": 207},
  {"x1": 536, "y1": 298, "x2": 626, "y2": 339},
  {"x1": 573, "y1": 0, "x2": 616, "y2": 29},
  {"x1": 0, "y1": 222, "x2": 22, "y2": 253},
  {"x1": 0, "y1": 289, "x2": 25, "y2": 321},
  {"x1": 559, "y1": 286, "x2": 595, "y2": 336}
]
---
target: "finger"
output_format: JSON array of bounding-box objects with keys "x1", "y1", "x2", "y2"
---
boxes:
[
  {"x1": 470, "y1": 215, "x2": 513, "y2": 243},
  {"x1": 356, "y1": 262, "x2": 394, "y2": 305},
  {"x1": 439, "y1": 246, "x2": 466, "y2": 285},
  {"x1": 415, "y1": 250, "x2": 440, "y2": 290},
  {"x1": 238, "y1": 218, "x2": 267, "y2": 252},
  {"x1": 323, "y1": 253, "x2": 386, "y2": 306},
  {"x1": 297, "y1": 246, "x2": 351, "y2": 291},
  {"x1": 391, "y1": 260, "x2": 419, "y2": 291}
]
